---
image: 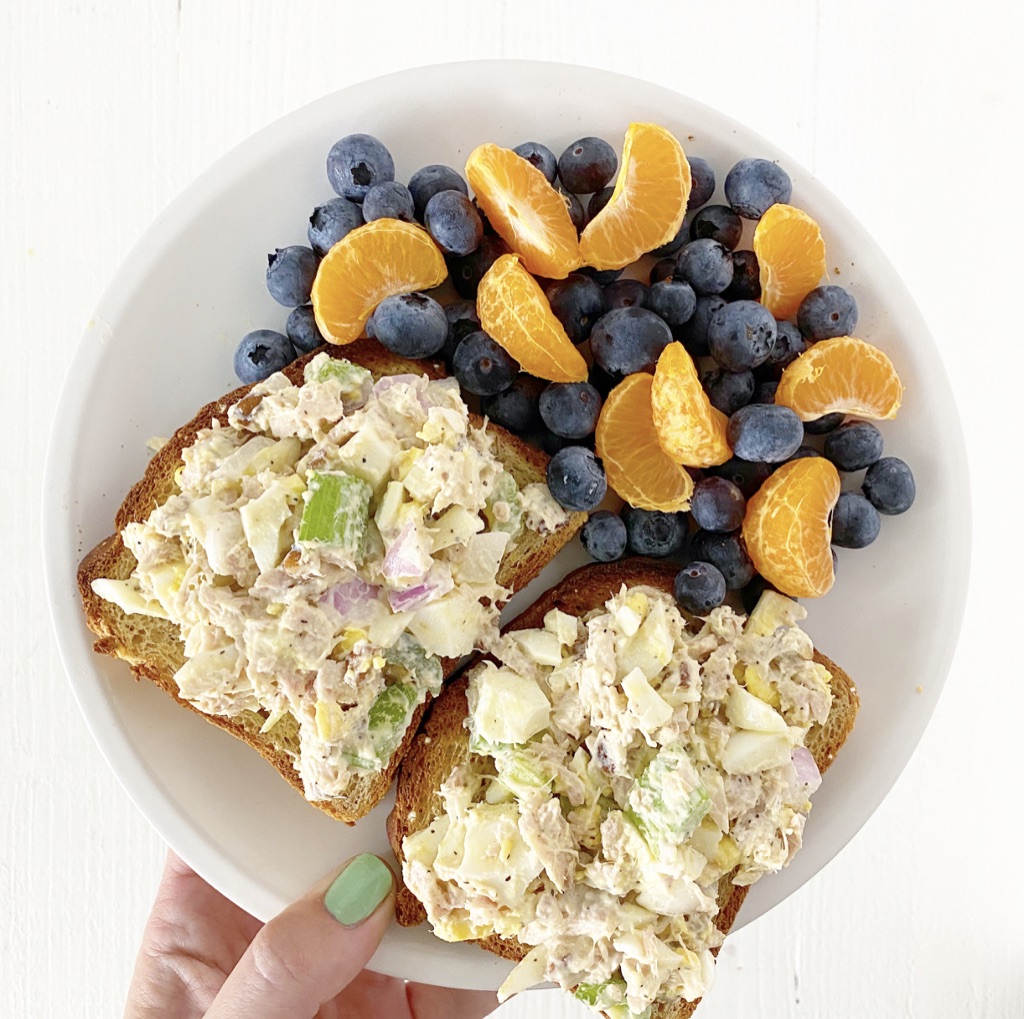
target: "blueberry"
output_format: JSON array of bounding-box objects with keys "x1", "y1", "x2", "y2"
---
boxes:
[
  {"x1": 788, "y1": 446, "x2": 823, "y2": 461},
  {"x1": 650, "y1": 219, "x2": 690, "y2": 258},
  {"x1": 513, "y1": 141, "x2": 558, "y2": 183},
  {"x1": 558, "y1": 187, "x2": 586, "y2": 234},
  {"x1": 452, "y1": 331, "x2": 518, "y2": 396},
  {"x1": 701, "y1": 367, "x2": 756, "y2": 415},
  {"x1": 605, "y1": 278, "x2": 649, "y2": 309},
  {"x1": 361, "y1": 181, "x2": 415, "y2": 223},
  {"x1": 643, "y1": 280, "x2": 697, "y2": 333},
  {"x1": 678, "y1": 295, "x2": 726, "y2": 357},
  {"x1": 831, "y1": 492, "x2": 881, "y2": 548},
  {"x1": 424, "y1": 190, "x2": 483, "y2": 256},
  {"x1": 539, "y1": 382, "x2": 603, "y2": 439},
  {"x1": 285, "y1": 305, "x2": 324, "y2": 354},
  {"x1": 708, "y1": 300, "x2": 777, "y2": 371},
  {"x1": 623, "y1": 507, "x2": 687, "y2": 557},
  {"x1": 546, "y1": 274, "x2": 607, "y2": 345},
  {"x1": 590, "y1": 307, "x2": 673, "y2": 377},
  {"x1": 723, "y1": 250, "x2": 762, "y2": 301},
  {"x1": 690, "y1": 205, "x2": 744, "y2": 250},
  {"x1": 587, "y1": 186, "x2": 614, "y2": 223},
  {"x1": 674, "y1": 561, "x2": 727, "y2": 615},
  {"x1": 408, "y1": 164, "x2": 469, "y2": 219},
  {"x1": 689, "y1": 531, "x2": 755, "y2": 590},
  {"x1": 557, "y1": 137, "x2": 617, "y2": 195},
  {"x1": 754, "y1": 380, "x2": 779, "y2": 404},
  {"x1": 440, "y1": 300, "x2": 480, "y2": 364},
  {"x1": 266, "y1": 246, "x2": 318, "y2": 307},
  {"x1": 547, "y1": 446, "x2": 607, "y2": 512},
  {"x1": 577, "y1": 265, "x2": 623, "y2": 287},
  {"x1": 326, "y1": 134, "x2": 395, "y2": 201},
  {"x1": 804, "y1": 412, "x2": 845, "y2": 435},
  {"x1": 308, "y1": 197, "x2": 364, "y2": 257},
  {"x1": 580, "y1": 510, "x2": 628, "y2": 562},
  {"x1": 863, "y1": 457, "x2": 915, "y2": 514},
  {"x1": 675, "y1": 239, "x2": 734, "y2": 295},
  {"x1": 797, "y1": 285, "x2": 858, "y2": 341},
  {"x1": 727, "y1": 404, "x2": 804, "y2": 462},
  {"x1": 687, "y1": 157, "x2": 716, "y2": 210},
  {"x1": 481, "y1": 374, "x2": 544, "y2": 433},
  {"x1": 447, "y1": 234, "x2": 507, "y2": 299},
  {"x1": 369, "y1": 292, "x2": 447, "y2": 359},
  {"x1": 690, "y1": 477, "x2": 746, "y2": 532},
  {"x1": 649, "y1": 259, "x2": 678, "y2": 286},
  {"x1": 763, "y1": 320, "x2": 807, "y2": 374},
  {"x1": 824, "y1": 420, "x2": 884, "y2": 471},
  {"x1": 712, "y1": 456, "x2": 773, "y2": 498},
  {"x1": 538, "y1": 428, "x2": 582, "y2": 456},
  {"x1": 724, "y1": 158, "x2": 792, "y2": 219},
  {"x1": 234, "y1": 330, "x2": 296, "y2": 384}
]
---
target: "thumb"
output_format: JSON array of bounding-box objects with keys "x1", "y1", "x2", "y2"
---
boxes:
[{"x1": 204, "y1": 852, "x2": 394, "y2": 1019}]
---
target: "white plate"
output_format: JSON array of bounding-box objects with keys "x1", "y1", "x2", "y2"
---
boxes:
[{"x1": 42, "y1": 61, "x2": 969, "y2": 990}]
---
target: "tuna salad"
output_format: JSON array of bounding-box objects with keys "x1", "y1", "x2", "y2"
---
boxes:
[
  {"x1": 91, "y1": 353, "x2": 568, "y2": 800},
  {"x1": 401, "y1": 586, "x2": 833, "y2": 1017}
]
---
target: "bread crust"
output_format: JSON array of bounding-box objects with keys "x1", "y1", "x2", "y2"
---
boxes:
[
  {"x1": 387, "y1": 558, "x2": 859, "y2": 1016},
  {"x1": 76, "y1": 340, "x2": 585, "y2": 824}
]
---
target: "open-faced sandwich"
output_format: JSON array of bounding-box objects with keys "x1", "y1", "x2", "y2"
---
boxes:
[
  {"x1": 77, "y1": 340, "x2": 585, "y2": 822},
  {"x1": 388, "y1": 560, "x2": 858, "y2": 1018}
]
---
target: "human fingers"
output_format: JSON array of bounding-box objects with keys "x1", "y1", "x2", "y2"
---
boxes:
[{"x1": 204, "y1": 853, "x2": 394, "y2": 1019}]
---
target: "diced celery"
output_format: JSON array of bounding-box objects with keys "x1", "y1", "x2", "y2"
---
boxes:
[
  {"x1": 367, "y1": 682, "x2": 419, "y2": 761},
  {"x1": 383, "y1": 633, "x2": 443, "y2": 695},
  {"x1": 306, "y1": 356, "x2": 372, "y2": 396},
  {"x1": 628, "y1": 744, "x2": 711, "y2": 852},
  {"x1": 574, "y1": 979, "x2": 627, "y2": 1008},
  {"x1": 297, "y1": 470, "x2": 371, "y2": 555},
  {"x1": 483, "y1": 471, "x2": 523, "y2": 539},
  {"x1": 497, "y1": 749, "x2": 553, "y2": 800}
]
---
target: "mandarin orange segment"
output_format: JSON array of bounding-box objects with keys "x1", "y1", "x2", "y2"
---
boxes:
[
  {"x1": 311, "y1": 218, "x2": 447, "y2": 344},
  {"x1": 753, "y1": 203, "x2": 826, "y2": 319},
  {"x1": 579, "y1": 122, "x2": 691, "y2": 271},
  {"x1": 742, "y1": 457, "x2": 841, "y2": 598},
  {"x1": 651, "y1": 342, "x2": 731, "y2": 467},
  {"x1": 595, "y1": 372, "x2": 695, "y2": 512},
  {"x1": 465, "y1": 143, "x2": 582, "y2": 279},
  {"x1": 775, "y1": 335, "x2": 904, "y2": 421},
  {"x1": 476, "y1": 254, "x2": 588, "y2": 383}
]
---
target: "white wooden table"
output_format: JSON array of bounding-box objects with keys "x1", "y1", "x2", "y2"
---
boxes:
[{"x1": 5, "y1": 2, "x2": 1022, "y2": 1016}]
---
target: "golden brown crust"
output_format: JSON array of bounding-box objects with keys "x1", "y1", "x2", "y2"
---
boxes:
[
  {"x1": 76, "y1": 340, "x2": 585, "y2": 824},
  {"x1": 388, "y1": 558, "x2": 859, "y2": 1014}
]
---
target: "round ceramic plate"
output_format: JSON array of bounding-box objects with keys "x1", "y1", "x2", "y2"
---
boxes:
[{"x1": 43, "y1": 61, "x2": 969, "y2": 990}]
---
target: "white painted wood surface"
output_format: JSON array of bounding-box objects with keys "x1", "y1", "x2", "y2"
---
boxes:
[{"x1": 4, "y1": 1, "x2": 1022, "y2": 1016}]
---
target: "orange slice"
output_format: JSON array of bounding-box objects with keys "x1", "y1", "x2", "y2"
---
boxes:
[
  {"x1": 742, "y1": 457, "x2": 841, "y2": 598},
  {"x1": 753, "y1": 203, "x2": 826, "y2": 319},
  {"x1": 580, "y1": 122, "x2": 691, "y2": 271},
  {"x1": 775, "y1": 336, "x2": 904, "y2": 421},
  {"x1": 311, "y1": 219, "x2": 447, "y2": 344},
  {"x1": 651, "y1": 343, "x2": 731, "y2": 467},
  {"x1": 476, "y1": 254, "x2": 587, "y2": 383},
  {"x1": 595, "y1": 372, "x2": 695, "y2": 511},
  {"x1": 465, "y1": 143, "x2": 582, "y2": 279}
]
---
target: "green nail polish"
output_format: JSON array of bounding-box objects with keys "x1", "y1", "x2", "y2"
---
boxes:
[{"x1": 324, "y1": 853, "x2": 393, "y2": 927}]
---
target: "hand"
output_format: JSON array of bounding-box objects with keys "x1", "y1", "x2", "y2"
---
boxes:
[{"x1": 125, "y1": 849, "x2": 499, "y2": 1019}]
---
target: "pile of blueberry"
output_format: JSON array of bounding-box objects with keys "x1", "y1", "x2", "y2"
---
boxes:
[{"x1": 232, "y1": 131, "x2": 915, "y2": 614}]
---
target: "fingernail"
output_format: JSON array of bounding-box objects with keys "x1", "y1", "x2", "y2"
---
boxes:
[{"x1": 323, "y1": 853, "x2": 393, "y2": 927}]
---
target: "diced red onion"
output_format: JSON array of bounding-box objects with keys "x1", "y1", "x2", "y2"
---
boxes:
[
  {"x1": 791, "y1": 746, "x2": 822, "y2": 795},
  {"x1": 387, "y1": 574, "x2": 453, "y2": 613},
  {"x1": 381, "y1": 523, "x2": 429, "y2": 581},
  {"x1": 373, "y1": 374, "x2": 421, "y2": 394},
  {"x1": 322, "y1": 577, "x2": 380, "y2": 617}
]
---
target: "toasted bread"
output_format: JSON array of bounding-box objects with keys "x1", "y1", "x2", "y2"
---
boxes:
[
  {"x1": 387, "y1": 558, "x2": 859, "y2": 1018},
  {"x1": 76, "y1": 339, "x2": 586, "y2": 824}
]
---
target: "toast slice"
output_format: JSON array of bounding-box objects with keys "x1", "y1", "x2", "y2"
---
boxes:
[
  {"x1": 76, "y1": 339, "x2": 586, "y2": 824},
  {"x1": 387, "y1": 558, "x2": 859, "y2": 1018}
]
